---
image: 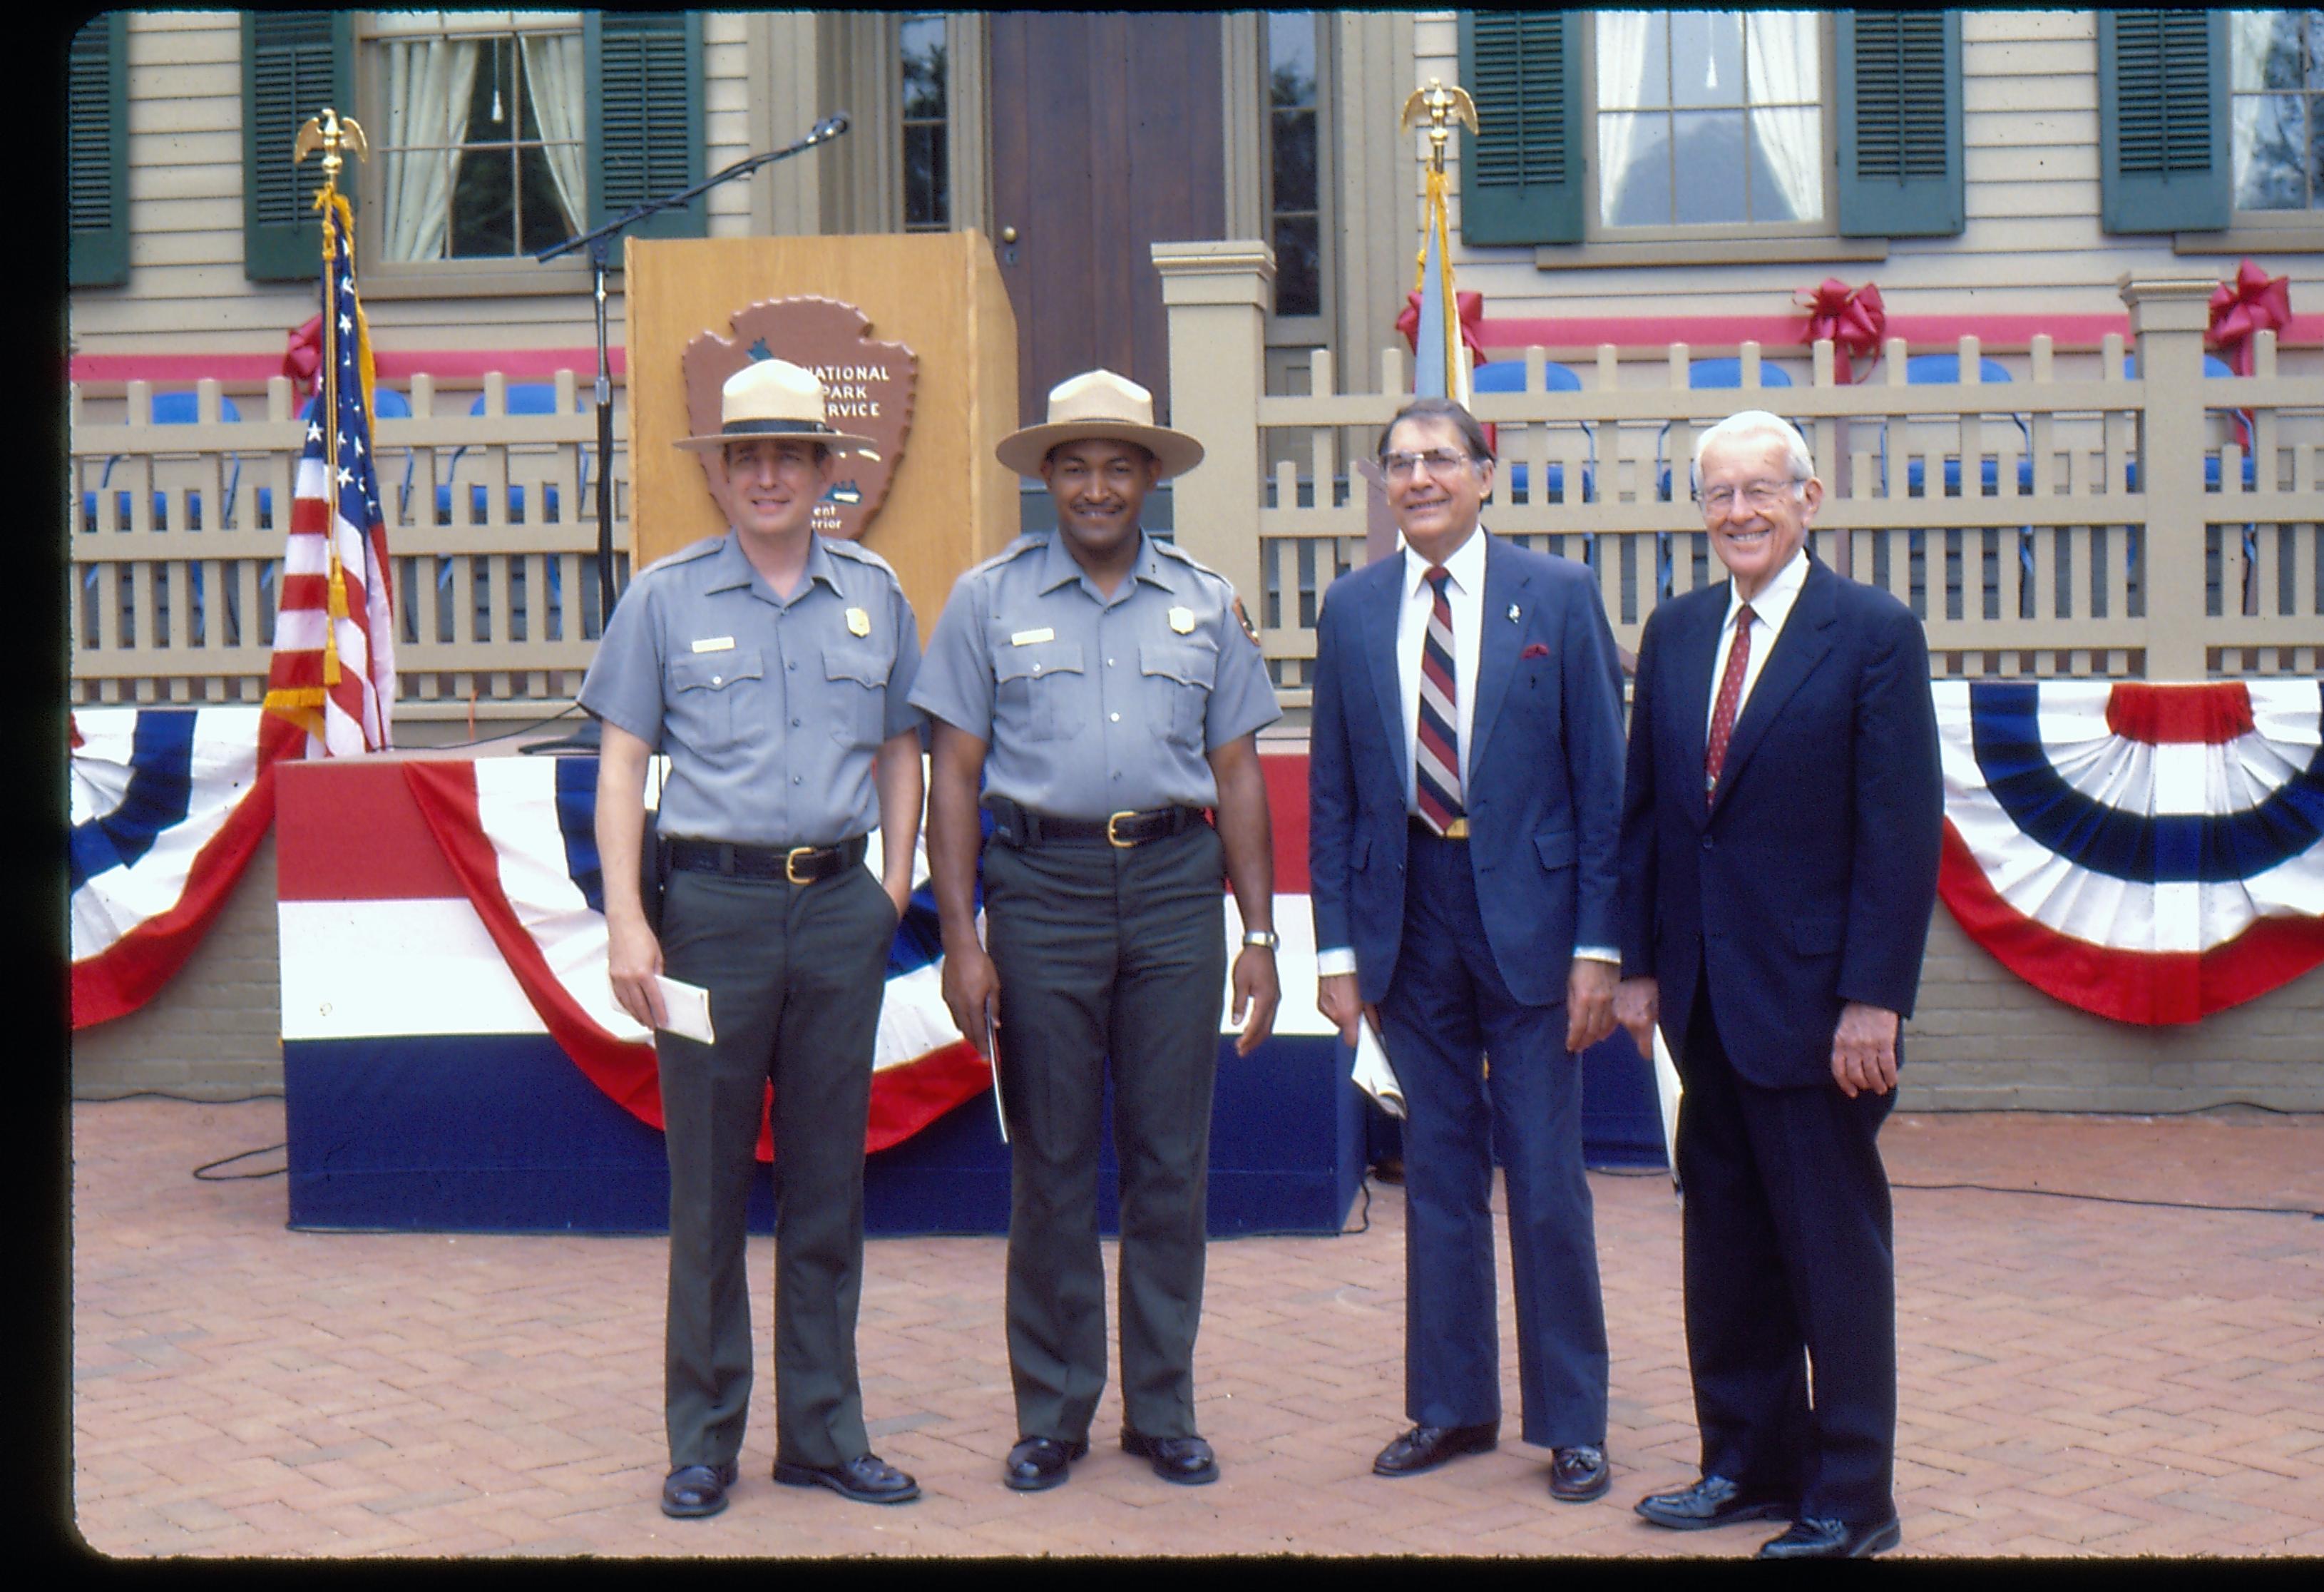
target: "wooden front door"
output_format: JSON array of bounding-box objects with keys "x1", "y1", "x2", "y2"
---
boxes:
[{"x1": 988, "y1": 12, "x2": 1226, "y2": 428}]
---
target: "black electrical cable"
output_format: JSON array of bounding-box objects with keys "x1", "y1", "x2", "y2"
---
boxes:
[
  {"x1": 410, "y1": 701, "x2": 588, "y2": 750},
  {"x1": 192, "y1": 1143, "x2": 287, "y2": 1181},
  {"x1": 1893, "y1": 1180, "x2": 2323, "y2": 1220}
]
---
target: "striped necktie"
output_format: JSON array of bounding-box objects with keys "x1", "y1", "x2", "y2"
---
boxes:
[{"x1": 1416, "y1": 566, "x2": 1465, "y2": 835}]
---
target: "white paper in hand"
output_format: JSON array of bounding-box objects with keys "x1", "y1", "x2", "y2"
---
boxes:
[
  {"x1": 1651, "y1": 1025, "x2": 1684, "y2": 1189},
  {"x1": 652, "y1": 976, "x2": 715, "y2": 1045},
  {"x1": 1351, "y1": 1014, "x2": 1406, "y2": 1120}
]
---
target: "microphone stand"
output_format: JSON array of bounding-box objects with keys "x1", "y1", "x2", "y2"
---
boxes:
[{"x1": 519, "y1": 113, "x2": 851, "y2": 755}]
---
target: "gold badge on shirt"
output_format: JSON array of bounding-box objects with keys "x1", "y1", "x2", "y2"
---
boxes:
[
  {"x1": 1167, "y1": 606, "x2": 1196, "y2": 635},
  {"x1": 845, "y1": 607, "x2": 871, "y2": 638}
]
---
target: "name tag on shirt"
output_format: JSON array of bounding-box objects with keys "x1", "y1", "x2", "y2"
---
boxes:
[
  {"x1": 1011, "y1": 627, "x2": 1055, "y2": 646},
  {"x1": 690, "y1": 636, "x2": 734, "y2": 653}
]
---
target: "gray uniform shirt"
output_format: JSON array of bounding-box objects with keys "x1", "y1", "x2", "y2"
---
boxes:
[
  {"x1": 910, "y1": 530, "x2": 1279, "y2": 817},
  {"x1": 579, "y1": 531, "x2": 921, "y2": 846}
]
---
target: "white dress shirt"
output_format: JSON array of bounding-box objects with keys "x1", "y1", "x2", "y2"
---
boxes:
[
  {"x1": 1708, "y1": 546, "x2": 1811, "y2": 743},
  {"x1": 1317, "y1": 526, "x2": 1614, "y2": 979}
]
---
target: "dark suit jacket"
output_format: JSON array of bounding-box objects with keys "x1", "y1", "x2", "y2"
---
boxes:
[
  {"x1": 1617, "y1": 556, "x2": 1943, "y2": 1089},
  {"x1": 1309, "y1": 531, "x2": 1627, "y2": 1009}
]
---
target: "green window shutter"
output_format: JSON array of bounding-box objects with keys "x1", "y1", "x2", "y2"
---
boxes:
[
  {"x1": 2098, "y1": 9, "x2": 2228, "y2": 233},
  {"x1": 69, "y1": 13, "x2": 129, "y2": 288},
  {"x1": 1458, "y1": 11, "x2": 1582, "y2": 247},
  {"x1": 242, "y1": 11, "x2": 353, "y2": 282},
  {"x1": 1836, "y1": 10, "x2": 1963, "y2": 238},
  {"x1": 587, "y1": 13, "x2": 705, "y2": 240}
]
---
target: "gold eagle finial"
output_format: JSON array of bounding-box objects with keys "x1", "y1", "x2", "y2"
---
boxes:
[
  {"x1": 1400, "y1": 78, "x2": 1478, "y2": 173},
  {"x1": 292, "y1": 107, "x2": 369, "y2": 196}
]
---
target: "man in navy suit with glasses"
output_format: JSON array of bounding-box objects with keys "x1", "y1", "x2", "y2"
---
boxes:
[{"x1": 1309, "y1": 395, "x2": 1629, "y2": 1507}]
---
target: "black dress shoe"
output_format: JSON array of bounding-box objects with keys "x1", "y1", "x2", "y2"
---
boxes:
[
  {"x1": 1758, "y1": 1515, "x2": 1902, "y2": 1559},
  {"x1": 1121, "y1": 1429, "x2": 1219, "y2": 1485},
  {"x1": 1371, "y1": 1422, "x2": 1498, "y2": 1476},
  {"x1": 1548, "y1": 1444, "x2": 1612, "y2": 1502},
  {"x1": 772, "y1": 1452, "x2": 921, "y2": 1505},
  {"x1": 660, "y1": 1460, "x2": 739, "y2": 1519},
  {"x1": 1003, "y1": 1435, "x2": 1088, "y2": 1492},
  {"x1": 1634, "y1": 1474, "x2": 1793, "y2": 1531}
]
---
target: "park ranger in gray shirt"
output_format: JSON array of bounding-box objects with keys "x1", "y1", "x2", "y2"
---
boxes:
[
  {"x1": 912, "y1": 369, "x2": 1282, "y2": 1494},
  {"x1": 582, "y1": 358, "x2": 923, "y2": 1520}
]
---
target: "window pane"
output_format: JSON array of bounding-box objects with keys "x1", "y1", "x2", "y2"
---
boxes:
[
  {"x1": 1273, "y1": 213, "x2": 1320, "y2": 317},
  {"x1": 2232, "y1": 11, "x2": 2279, "y2": 91},
  {"x1": 901, "y1": 14, "x2": 946, "y2": 121},
  {"x1": 2308, "y1": 10, "x2": 2324, "y2": 90},
  {"x1": 1750, "y1": 106, "x2": 1822, "y2": 222},
  {"x1": 471, "y1": 36, "x2": 512, "y2": 138},
  {"x1": 2260, "y1": 11, "x2": 2308, "y2": 88},
  {"x1": 1669, "y1": 11, "x2": 1743, "y2": 109},
  {"x1": 2236, "y1": 93, "x2": 2309, "y2": 208},
  {"x1": 1272, "y1": 106, "x2": 1317, "y2": 211},
  {"x1": 517, "y1": 146, "x2": 577, "y2": 251},
  {"x1": 2309, "y1": 93, "x2": 2324, "y2": 206},
  {"x1": 1597, "y1": 11, "x2": 1667, "y2": 111},
  {"x1": 449, "y1": 147, "x2": 514, "y2": 257},
  {"x1": 1672, "y1": 108, "x2": 1746, "y2": 223},
  {"x1": 1599, "y1": 109, "x2": 1672, "y2": 226},
  {"x1": 1268, "y1": 12, "x2": 1316, "y2": 109},
  {"x1": 904, "y1": 121, "x2": 947, "y2": 228},
  {"x1": 1743, "y1": 9, "x2": 1818, "y2": 104}
]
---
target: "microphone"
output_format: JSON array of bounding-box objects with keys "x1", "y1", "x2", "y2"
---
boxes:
[{"x1": 812, "y1": 112, "x2": 851, "y2": 142}]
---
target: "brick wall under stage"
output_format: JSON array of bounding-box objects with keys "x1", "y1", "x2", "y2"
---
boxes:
[
  {"x1": 71, "y1": 835, "x2": 284, "y2": 1101},
  {"x1": 1900, "y1": 911, "x2": 2324, "y2": 1113},
  {"x1": 65, "y1": 830, "x2": 2322, "y2": 1111}
]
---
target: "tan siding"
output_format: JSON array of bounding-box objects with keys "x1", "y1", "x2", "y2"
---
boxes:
[
  {"x1": 705, "y1": 10, "x2": 752, "y2": 232},
  {"x1": 1410, "y1": 9, "x2": 2324, "y2": 334}
]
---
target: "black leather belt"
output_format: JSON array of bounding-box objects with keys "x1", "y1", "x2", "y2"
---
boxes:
[
  {"x1": 987, "y1": 799, "x2": 1209, "y2": 849},
  {"x1": 665, "y1": 835, "x2": 868, "y2": 884}
]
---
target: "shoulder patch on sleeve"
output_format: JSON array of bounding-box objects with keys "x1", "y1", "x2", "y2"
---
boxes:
[{"x1": 1231, "y1": 595, "x2": 1260, "y2": 646}]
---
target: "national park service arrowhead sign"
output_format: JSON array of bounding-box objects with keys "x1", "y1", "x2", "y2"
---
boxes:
[{"x1": 681, "y1": 298, "x2": 918, "y2": 542}]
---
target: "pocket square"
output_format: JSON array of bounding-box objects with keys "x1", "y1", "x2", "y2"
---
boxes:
[{"x1": 1520, "y1": 642, "x2": 1552, "y2": 660}]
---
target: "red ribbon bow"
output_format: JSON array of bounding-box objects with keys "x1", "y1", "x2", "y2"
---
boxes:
[
  {"x1": 1795, "y1": 277, "x2": 1885, "y2": 384},
  {"x1": 1396, "y1": 289, "x2": 1489, "y2": 369},
  {"x1": 282, "y1": 312, "x2": 324, "y2": 386},
  {"x1": 2207, "y1": 259, "x2": 2292, "y2": 377}
]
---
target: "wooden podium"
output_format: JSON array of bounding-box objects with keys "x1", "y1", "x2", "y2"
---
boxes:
[{"x1": 625, "y1": 233, "x2": 1020, "y2": 627}]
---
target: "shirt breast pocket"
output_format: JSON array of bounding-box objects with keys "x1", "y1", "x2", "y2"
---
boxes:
[
  {"x1": 822, "y1": 642, "x2": 892, "y2": 748},
  {"x1": 670, "y1": 650, "x2": 764, "y2": 753},
  {"x1": 1140, "y1": 638, "x2": 1217, "y2": 749},
  {"x1": 994, "y1": 641, "x2": 1085, "y2": 741}
]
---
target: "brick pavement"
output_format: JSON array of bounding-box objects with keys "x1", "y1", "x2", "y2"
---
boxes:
[{"x1": 70, "y1": 1098, "x2": 2324, "y2": 1558}]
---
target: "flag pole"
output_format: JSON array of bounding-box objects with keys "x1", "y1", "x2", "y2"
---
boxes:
[
  {"x1": 292, "y1": 108, "x2": 368, "y2": 688},
  {"x1": 1398, "y1": 78, "x2": 1478, "y2": 404}
]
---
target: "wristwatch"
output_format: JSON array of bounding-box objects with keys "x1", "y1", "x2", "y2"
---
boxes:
[{"x1": 1242, "y1": 929, "x2": 1281, "y2": 951}]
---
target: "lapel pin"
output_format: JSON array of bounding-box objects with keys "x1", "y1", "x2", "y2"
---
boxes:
[{"x1": 1507, "y1": 603, "x2": 1521, "y2": 623}]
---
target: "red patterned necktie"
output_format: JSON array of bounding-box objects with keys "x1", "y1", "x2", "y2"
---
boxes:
[
  {"x1": 1704, "y1": 603, "x2": 1756, "y2": 792},
  {"x1": 1415, "y1": 566, "x2": 1464, "y2": 834}
]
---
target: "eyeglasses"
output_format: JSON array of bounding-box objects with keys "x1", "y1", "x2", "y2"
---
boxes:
[
  {"x1": 1381, "y1": 449, "x2": 1476, "y2": 481},
  {"x1": 1698, "y1": 478, "x2": 1805, "y2": 515}
]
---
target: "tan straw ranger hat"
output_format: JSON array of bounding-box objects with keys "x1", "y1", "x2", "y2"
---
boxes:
[
  {"x1": 673, "y1": 357, "x2": 877, "y2": 454},
  {"x1": 994, "y1": 368, "x2": 1204, "y2": 479}
]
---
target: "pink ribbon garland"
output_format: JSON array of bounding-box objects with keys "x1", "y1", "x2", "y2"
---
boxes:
[
  {"x1": 2207, "y1": 258, "x2": 2292, "y2": 377},
  {"x1": 1396, "y1": 289, "x2": 1490, "y2": 368},
  {"x1": 1795, "y1": 277, "x2": 1886, "y2": 384},
  {"x1": 281, "y1": 312, "x2": 323, "y2": 385}
]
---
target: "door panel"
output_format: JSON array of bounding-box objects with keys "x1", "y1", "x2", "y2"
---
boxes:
[{"x1": 988, "y1": 12, "x2": 1226, "y2": 429}]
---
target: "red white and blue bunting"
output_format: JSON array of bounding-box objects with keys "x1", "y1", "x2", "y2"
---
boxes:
[
  {"x1": 1935, "y1": 680, "x2": 2324, "y2": 1025},
  {"x1": 399, "y1": 755, "x2": 993, "y2": 1159},
  {"x1": 70, "y1": 707, "x2": 301, "y2": 1029}
]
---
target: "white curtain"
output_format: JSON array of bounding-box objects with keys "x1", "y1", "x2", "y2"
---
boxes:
[
  {"x1": 520, "y1": 33, "x2": 587, "y2": 235},
  {"x1": 382, "y1": 37, "x2": 480, "y2": 262},
  {"x1": 1594, "y1": 11, "x2": 1654, "y2": 228},
  {"x1": 1744, "y1": 11, "x2": 1821, "y2": 223}
]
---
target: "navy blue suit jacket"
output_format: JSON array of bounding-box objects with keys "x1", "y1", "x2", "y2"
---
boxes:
[
  {"x1": 1617, "y1": 557, "x2": 1943, "y2": 1090},
  {"x1": 1309, "y1": 532, "x2": 1627, "y2": 1009}
]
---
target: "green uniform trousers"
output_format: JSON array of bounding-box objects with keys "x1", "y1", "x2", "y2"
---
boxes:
[
  {"x1": 655, "y1": 861, "x2": 895, "y2": 1471},
  {"x1": 982, "y1": 820, "x2": 1227, "y2": 1443}
]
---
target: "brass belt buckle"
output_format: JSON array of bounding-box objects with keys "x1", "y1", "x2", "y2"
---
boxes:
[
  {"x1": 1443, "y1": 817, "x2": 1470, "y2": 840},
  {"x1": 1105, "y1": 810, "x2": 1139, "y2": 849},
  {"x1": 784, "y1": 845, "x2": 818, "y2": 885}
]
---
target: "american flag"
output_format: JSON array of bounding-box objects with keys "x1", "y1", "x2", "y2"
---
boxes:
[{"x1": 262, "y1": 193, "x2": 396, "y2": 755}]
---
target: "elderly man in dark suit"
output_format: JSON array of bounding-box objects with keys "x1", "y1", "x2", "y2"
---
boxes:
[
  {"x1": 1615, "y1": 409, "x2": 1941, "y2": 1558},
  {"x1": 1309, "y1": 396, "x2": 1629, "y2": 1504}
]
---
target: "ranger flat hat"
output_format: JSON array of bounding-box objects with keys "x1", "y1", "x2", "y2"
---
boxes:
[
  {"x1": 994, "y1": 368, "x2": 1204, "y2": 479},
  {"x1": 674, "y1": 357, "x2": 877, "y2": 454}
]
